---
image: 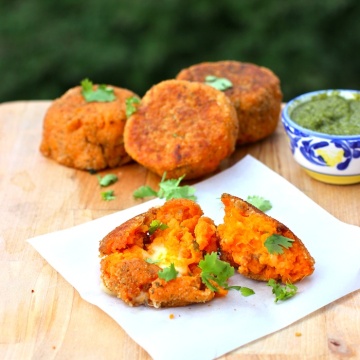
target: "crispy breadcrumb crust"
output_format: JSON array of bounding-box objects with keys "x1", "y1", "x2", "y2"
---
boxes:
[
  {"x1": 99, "y1": 194, "x2": 315, "y2": 308},
  {"x1": 176, "y1": 60, "x2": 282, "y2": 145},
  {"x1": 218, "y1": 193, "x2": 315, "y2": 283},
  {"x1": 99, "y1": 198, "x2": 218, "y2": 307},
  {"x1": 123, "y1": 79, "x2": 238, "y2": 180},
  {"x1": 40, "y1": 85, "x2": 139, "y2": 170}
]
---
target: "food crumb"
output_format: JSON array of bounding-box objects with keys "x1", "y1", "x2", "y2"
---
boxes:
[
  {"x1": 295, "y1": 332, "x2": 302, "y2": 337},
  {"x1": 169, "y1": 313, "x2": 175, "y2": 319},
  {"x1": 52, "y1": 345, "x2": 56, "y2": 350},
  {"x1": 31, "y1": 289, "x2": 34, "y2": 293}
]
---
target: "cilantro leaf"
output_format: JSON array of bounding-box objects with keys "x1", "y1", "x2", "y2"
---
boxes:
[
  {"x1": 264, "y1": 234, "x2": 295, "y2": 254},
  {"x1": 247, "y1": 195, "x2": 272, "y2": 212},
  {"x1": 133, "y1": 186, "x2": 158, "y2": 199},
  {"x1": 148, "y1": 219, "x2": 168, "y2": 235},
  {"x1": 101, "y1": 190, "x2": 116, "y2": 201},
  {"x1": 240, "y1": 287, "x2": 255, "y2": 296},
  {"x1": 125, "y1": 96, "x2": 140, "y2": 117},
  {"x1": 227, "y1": 286, "x2": 255, "y2": 297},
  {"x1": 199, "y1": 253, "x2": 255, "y2": 296},
  {"x1": 199, "y1": 252, "x2": 234, "y2": 292},
  {"x1": 205, "y1": 75, "x2": 233, "y2": 91},
  {"x1": 81, "y1": 78, "x2": 116, "y2": 102},
  {"x1": 157, "y1": 173, "x2": 184, "y2": 198},
  {"x1": 97, "y1": 174, "x2": 118, "y2": 187},
  {"x1": 145, "y1": 258, "x2": 160, "y2": 264},
  {"x1": 158, "y1": 263, "x2": 178, "y2": 281},
  {"x1": 81, "y1": 78, "x2": 93, "y2": 93},
  {"x1": 267, "y1": 279, "x2": 298, "y2": 302},
  {"x1": 133, "y1": 173, "x2": 196, "y2": 201},
  {"x1": 157, "y1": 173, "x2": 196, "y2": 201}
]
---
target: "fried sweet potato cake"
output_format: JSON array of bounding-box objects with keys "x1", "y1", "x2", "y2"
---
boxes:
[
  {"x1": 40, "y1": 85, "x2": 138, "y2": 170},
  {"x1": 176, "y1": 60, "x2": 282, "y2": 145},
  {"x1": 123, "y1": 79, "x2": 238, "y2": 180},
  {"x1": 99, "y1": 198, "x2": 219, "y2": 308},
  {"x1": 218, "y1": 194, "x2": 315, "y2": 283}
]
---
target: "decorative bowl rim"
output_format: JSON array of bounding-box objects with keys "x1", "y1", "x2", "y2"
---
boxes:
[{"x1": 282, "y1": 89, "x2": 360, "y2": 140}]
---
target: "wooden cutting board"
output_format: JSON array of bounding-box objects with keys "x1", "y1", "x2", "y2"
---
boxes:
[{"x1": 1, "y1": 100, "x2": 359, "y2": 359}]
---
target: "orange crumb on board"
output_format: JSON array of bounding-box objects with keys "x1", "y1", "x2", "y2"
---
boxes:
[
  {"x1": 169, "y1": 313, "x2": 175, "y2": 319},
  {"x1": 295, "y1": 332, "x2": 302, "y2": 337}
]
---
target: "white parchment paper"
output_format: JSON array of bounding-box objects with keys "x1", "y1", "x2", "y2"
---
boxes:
[{"x1": 28, "y1": 155, "x2": 360, "y2": 360}]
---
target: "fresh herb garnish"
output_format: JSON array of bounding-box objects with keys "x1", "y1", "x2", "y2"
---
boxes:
[
  {"x1": 81, "y1": 78, "x2": 116, "y2": 102},
  {"x1": 227, "y1": 285, "x2": 256, "y2": 297},
  {"x1": 247, "y1": 195, "x2": 272, "y2": 212},
  {"x1": 267, "y1": 279, "x2": 298, "y2": 302},
  {"x1": 97, "y1": 174, "x2": 118, "y2": 187},
  {"x1": 198, "y1": 252, "x2": 254, "y2": 296},
  {"x1": 157, "y1": 174, "x2": 196, "y2": 200},
  {"x1": 264, "y1": 234, "x2": 295, "y2": 255},
  {"x1": 205, "y1": 75, "x2": 233, "y2": 91},
  {"x1": 145, "y1": 258, "x2": 161, "y2": 264},
  {"x1": 158, "y1": 263, "x2": 178, "y2": 281},
  {"x1": 148, "y1": 219, "x2": 169, "y2": 235},
  {"x1": 125, "y1": 96, "x2": 140, "y2": 117},
  {"x1": 101, "y1": 190, "x2": 116, "y2": 201},
  {"x1": 133, "y1": 173, "x2": 196, "y2": 201},
  {"x1": 133, "y1": 186, "x2": 158, "y2": 199}
]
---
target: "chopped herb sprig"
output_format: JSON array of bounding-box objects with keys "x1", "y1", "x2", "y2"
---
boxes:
[
  {"x1": 158, "y1": 263, "x2": 178, "y2": 281},
  {"x1": 264, "y1": 234, "x2": 294, "y2": 255},
  {"x1": 101, "y1": 190, "x2": 116, "y2": 201},
  {"x1": 205, "y1": 75, "x2": 233, "y2": 91},
  {"x1": 267, "y1": 279, "x2": 298, "y2": 302},
  {"x1": 125, "y1": 96, "x2": 141, "y2": 117},
  {"x1": 133, "y1": 173, "x2": 196, "y2": 201},
  {"x1": 148, "y1": 219, "x2": 169, "y2": 235},
  {"x1": 81, "y1": 78, "x2": 116, "y2": 102},
  {"x1": 199, "y1": 252, "x2": 255, "y2": 296},
  {"x1": 247, "y1": 195, "x2": 272, "y2": 212},
  {"x1": 97, "y1": 174, "x2": 118, "y2": 187}
]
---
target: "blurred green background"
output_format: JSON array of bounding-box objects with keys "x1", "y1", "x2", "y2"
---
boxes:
[{"x1": 1, "y1": 0, "x2": 359, "y2": 103}]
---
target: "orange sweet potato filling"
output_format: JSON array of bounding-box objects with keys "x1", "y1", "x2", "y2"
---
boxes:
[
  {"x1": 100, "y1": 195, "x2": 315, "y2": 308},
  {"x1": 99, "y1": 198, "x2": 219, "y2": 307},
  {"x1": 218, "y1": 194, "x2": 315, "y2": 283}
]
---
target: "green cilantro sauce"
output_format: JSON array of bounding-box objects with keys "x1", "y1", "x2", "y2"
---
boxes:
[{"x1": 290, "y1": 93, "x2": 360, "y2": 135}]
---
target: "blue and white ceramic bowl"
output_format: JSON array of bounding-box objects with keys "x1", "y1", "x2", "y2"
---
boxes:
[{"x1": 282, "y1": 89, "x2": 360, "y2": 185}]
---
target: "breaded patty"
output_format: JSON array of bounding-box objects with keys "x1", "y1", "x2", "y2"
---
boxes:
[
  {"x1": 123, "y1": 79, "x2": 238, "y2": 180},
  {"x1": 217, "y1": 194, "x2": 315, "y2": 283},
  {"x1": 99, "y1": 198, "x2": 219, "y2": 307},
  {"x1": 176, "y1": 60, "x2": 282, "y2": 145},
  {"x1": 40, "y1": 85, "x2": 139, "y2": 170}
]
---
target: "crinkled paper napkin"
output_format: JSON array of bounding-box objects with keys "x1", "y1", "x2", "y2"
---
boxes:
[{"x1": 28, "y1": 155, "x2": 360, "y2": 360}]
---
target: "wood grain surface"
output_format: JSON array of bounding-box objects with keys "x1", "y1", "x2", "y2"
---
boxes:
[{"x1": 1, "y1": 101, "x2": 359, "y2": 360}]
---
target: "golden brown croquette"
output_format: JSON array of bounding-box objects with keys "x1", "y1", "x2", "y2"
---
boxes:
[
  {"x1": 99, "y1": 195, "x2": 315, "y2": 308},
  {"x1": 99, "y1": 198, "x2": 219, "y2": 307},
  {"x1": 217, "y1": 193, "x2": 315, "y2": 283},
  {"x1": 176, "y1": 60, "x2": 282, "y2": 145},
  {"x1": 123, "y1": 79, "x2": 238, "y2": 180},
  {"x1": 40, "y1": 85, "x2": 139, "y2": 170}
]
